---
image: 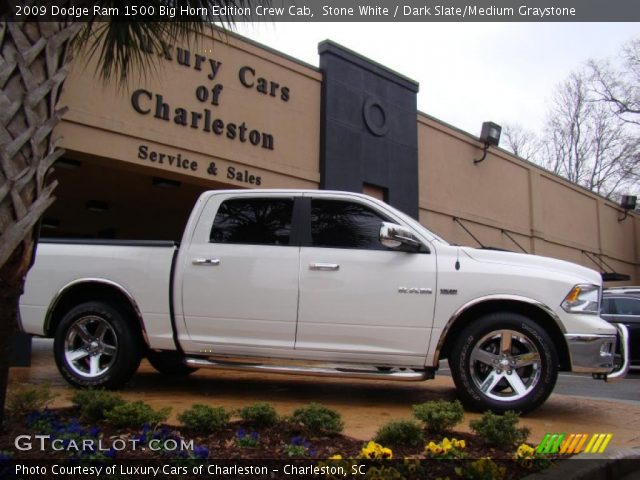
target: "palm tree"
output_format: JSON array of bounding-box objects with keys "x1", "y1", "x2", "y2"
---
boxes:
[{"x1": 0, "y1": 1, "x2": 264, "y2": 424}]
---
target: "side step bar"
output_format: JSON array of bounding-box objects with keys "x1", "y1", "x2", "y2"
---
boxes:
[{"x1": 183, "y1": 357, "x2": 432, "y2": 382}]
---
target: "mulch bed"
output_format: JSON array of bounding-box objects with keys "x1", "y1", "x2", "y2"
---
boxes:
[{"x1": 0, "y1": 407, "x2": 557, "y2": 479}]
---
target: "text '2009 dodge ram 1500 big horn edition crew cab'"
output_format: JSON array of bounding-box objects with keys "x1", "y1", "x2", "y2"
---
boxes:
[{"x1": 18, "y1": 190, "x2": 630, "y2": 412}]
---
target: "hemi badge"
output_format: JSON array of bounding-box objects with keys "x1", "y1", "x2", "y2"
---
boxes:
[{"x1": 440, "y1": 289, "x2": 458, "y2": 295}]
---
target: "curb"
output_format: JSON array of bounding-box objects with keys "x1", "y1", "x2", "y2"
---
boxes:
[{"x1": 522, "y1": 448, "x2": 640, "y2": 480}]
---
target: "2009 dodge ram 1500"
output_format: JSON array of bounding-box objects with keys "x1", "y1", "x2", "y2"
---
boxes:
[{"x1": 18, "y1": 190, "x2": 630, "y2": 412}]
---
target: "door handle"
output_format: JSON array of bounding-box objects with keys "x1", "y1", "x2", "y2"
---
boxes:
[
  {"x1": 192, "y1": 258, "x2": 220, "y2": 266},
  {"x1": 309, "y1": 263, "x2": 340, "y2": 271}
]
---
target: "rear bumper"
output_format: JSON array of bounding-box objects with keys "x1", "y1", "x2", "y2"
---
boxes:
[{"x1": 565, "y1": 323, "x2": 630, "y2": 381}]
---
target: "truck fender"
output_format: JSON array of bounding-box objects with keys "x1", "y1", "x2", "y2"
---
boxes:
[
  {"x1": 431, "y1": 294, "x2": 567, "y2": 368},
  {"x1": 44, "y1": 277, "x2": 149, "y2": 347}
]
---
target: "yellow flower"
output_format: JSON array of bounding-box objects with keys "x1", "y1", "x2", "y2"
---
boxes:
[
  {"x1": 329, "y1": 454, "x2": 343, "y2": 460},
  {"x1": 450, "y1": 438, "x2": 466, "y2": 449},
  {"x1": 425, "y1": 437, "x2": 466, "y2": 459},
  {"x1": 360, "y1": 441, "x2": 393, "y2": 460},
  {"x1": 514, "y1": 443, "x2": 537, "y2": 469},
  {"x1": 516, "y1": 443, "x2": 535, "y2": 457}
]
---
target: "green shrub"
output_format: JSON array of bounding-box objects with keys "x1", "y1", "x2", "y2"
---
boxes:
[
  {"x1": 373, "y1": 420, "x2": 424, "y2": 448},
  {"x1": 178, "y1": 404, "x2": 229, "y2": 433},
  {"x1": 71, "y1": 389, "x2": 125, "y2": 422},
  {"x1": 238, "y1": 402, "x2": 278, "y2": 429},
  {"x1": 291, "y1": 403, "x2": 344, "y2": 435},
  {"x1": 7, "y1": 384, "x2": 53, "y2": 416},
  {"x1": 413, "y1": 400, "x2": 464, "y2": 433},
  {"x1": 469, "y1": 411, "x2": 530, "y2": 447},
  {"x1": 104, "y1": 401, "x2": 170, "y2": 429}
]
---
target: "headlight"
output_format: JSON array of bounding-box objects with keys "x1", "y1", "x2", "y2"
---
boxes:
[{"x1": 561, "y1": 284, "x2": 600, "y2": 314}]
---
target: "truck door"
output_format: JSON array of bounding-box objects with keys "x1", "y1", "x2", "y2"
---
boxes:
[
  {"x1": 180, "y1": 195, "x2": 299, "y2": 350},
  {"x1": 296, "y1": 196, "x2": 437, "y2": 362}
]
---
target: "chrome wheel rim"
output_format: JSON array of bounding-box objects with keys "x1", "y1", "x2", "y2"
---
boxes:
[
  {"x1": 470, "y1": 329, "x2": 542, "y2": 402},
  {"x1": 64, "y1": 316, "x2": 118, "y2": 378}
]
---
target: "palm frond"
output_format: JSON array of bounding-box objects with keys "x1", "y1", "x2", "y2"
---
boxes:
[{"x1": 72, "y1": 0, "x2": 269, "y2": 85}]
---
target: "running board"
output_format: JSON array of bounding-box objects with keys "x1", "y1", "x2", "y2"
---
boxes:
[{"x1": 183, "y1": 357, "x2": 432, "y2": 382}]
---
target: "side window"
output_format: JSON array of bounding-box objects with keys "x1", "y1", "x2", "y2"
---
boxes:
[
  {"x1": 614, "y1": 298, "x2": 640, "y2": 316},
  {"x1": 601, "y1": 298, "x2": 615, "y2": 314},
  {"x1": 310, "y1": 199, "x2": 389, "y2": 250},
  {"x1": 210, "y1": 198, "x2": 293, "y2": 246}
]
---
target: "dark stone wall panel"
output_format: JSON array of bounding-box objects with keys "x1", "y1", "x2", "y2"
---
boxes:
[{"x1": 319, "y1": 40, "x2": 419, "y2": 218}]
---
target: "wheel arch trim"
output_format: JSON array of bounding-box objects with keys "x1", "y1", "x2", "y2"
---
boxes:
[
  {"x1": 44, "y1": 278, "x2": 149, "y2": 347},
  {"x1": 431, "y1": 294, "x2": 566, "y2": 367}
]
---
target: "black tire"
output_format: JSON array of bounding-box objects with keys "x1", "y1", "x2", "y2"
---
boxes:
[
  {"x1": 53, "y1": 301, "x2": 141, "y2": 388},
  {"x1": 146, "y1": 351, "x2": 197, "y2": 376},
  {"x1": 448, "y1": 312, "x2": 558, "y2": 414}
]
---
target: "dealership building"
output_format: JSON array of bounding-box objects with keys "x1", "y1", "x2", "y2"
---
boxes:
[{"x1": 46, "y1": 28, "x2": 638, "y2": 284}]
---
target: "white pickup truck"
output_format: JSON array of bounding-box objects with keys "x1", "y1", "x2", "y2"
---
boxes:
[{"x1": 18, "y1": 189, "x2": 629, "y2": 412}]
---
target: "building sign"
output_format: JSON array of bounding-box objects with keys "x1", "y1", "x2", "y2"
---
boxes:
[
  {"x1": 56, "y1": 29, "x2": 322, "y2": 190},
  {"x1": 129, "y1": 41, "x2": 290, "y2": 151},
  {"x1": 137, "y1": 144, "x2": 262, "y2": 185}
]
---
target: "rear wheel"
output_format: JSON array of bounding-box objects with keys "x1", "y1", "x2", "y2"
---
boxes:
[
  {"x1": 147, "y1": 351, "x2": 197, "y2": 376},
  {"x1": 54, "y1": 301, "x2": 141, "y2": 388},
  {"x1": 449, "y1": 312, "x2": 558, "y2": 413}
]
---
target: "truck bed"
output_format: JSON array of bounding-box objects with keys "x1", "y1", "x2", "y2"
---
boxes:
[{"x1": 19, "y1": 239, "x2": 178, "y2": 350}]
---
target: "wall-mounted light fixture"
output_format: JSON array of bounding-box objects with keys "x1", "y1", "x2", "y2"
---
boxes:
[
  {"x1": 85, "y1": 200, "x2": 109, "y2": 212},
  {"x1": 618, "y1": 195, "x2": 637, "y2": 222},
  {"x1": 473, "y1": 121, "x2": 502, "y2": 165}
]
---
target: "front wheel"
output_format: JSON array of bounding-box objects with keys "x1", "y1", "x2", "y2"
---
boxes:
[
  {"x1": 54, "y1": 301, "x2": 141, "y2": 388},
  {"x1": 449, "y1": 312, "x2": 558, "y2": 413}
]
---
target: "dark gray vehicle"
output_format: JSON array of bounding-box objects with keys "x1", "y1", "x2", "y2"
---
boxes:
[{"x1": 602, "y1": 288, "x2": 640, "y2": 368}]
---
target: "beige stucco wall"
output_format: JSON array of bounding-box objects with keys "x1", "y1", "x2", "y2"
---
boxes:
[
  {"x1": 418, "y1": 113, "x2": 639, "y2": 285},
  {"x1": 50, "y1": 29, "x2": 638, "y2": 283},
  {"x1": 55, "y1": 27, "x2": 322, "y2": 190}
]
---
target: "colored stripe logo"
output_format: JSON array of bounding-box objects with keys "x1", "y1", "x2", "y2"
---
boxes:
[{"x1": 537, "y1": 433, "x2": 612, "y2": 454}]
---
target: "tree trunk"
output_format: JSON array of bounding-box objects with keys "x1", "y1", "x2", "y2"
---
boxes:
[
  {"x1": 0, "y1": 243, "x2": 29, "y2": 425},
  {"x1": 0, "y1": 20, "x2": 81, "y2": 426}
]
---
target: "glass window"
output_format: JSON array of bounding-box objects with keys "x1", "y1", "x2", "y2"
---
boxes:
[
  {"x1": 613, "y1": 298, "x2": 640, "y2": 316},
  {"x1": 601, "y1": 298, "x2": 615, "y2": 314},
  {"x1": 310, "y1": 199, "x2": 389, "y2": 250},
  {"x1": 210, "y1": 198, "x2": 293, "y2": 246}
]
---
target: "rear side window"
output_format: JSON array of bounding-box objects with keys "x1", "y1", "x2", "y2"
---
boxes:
[
  {"x1": 210, "y1": 198, "x2": 293, "y2": 246},
  {"x1": 310, "y1": 199, "x2": 390, "y2": 250}
]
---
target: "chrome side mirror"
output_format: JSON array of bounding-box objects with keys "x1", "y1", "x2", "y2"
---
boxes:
[{"x1": 380, "y1": 222, "x2": 422, "y2": 250}]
